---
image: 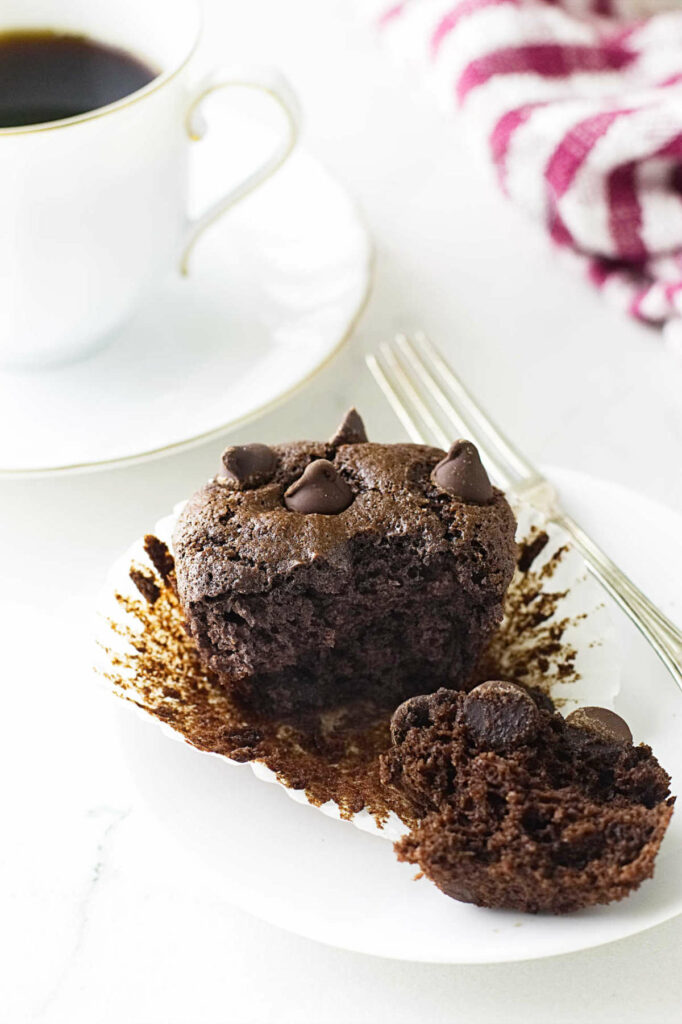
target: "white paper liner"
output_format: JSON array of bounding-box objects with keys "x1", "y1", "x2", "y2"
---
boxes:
[{"x1": 95, "y1": 499, "x2": 620, "y2": 844}]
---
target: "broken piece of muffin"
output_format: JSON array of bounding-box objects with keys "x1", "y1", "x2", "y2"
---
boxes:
[
  {"x1": 381, "y1": 683, "x2": 674, "y2": 914},
  {"x1": 172, "y1": 411, "x2": 517, "y2": 718}
]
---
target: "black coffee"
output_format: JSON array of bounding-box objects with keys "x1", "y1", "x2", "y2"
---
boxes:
[{"x1": 0, "y1": 30, "x2": 158, "y2": 128}]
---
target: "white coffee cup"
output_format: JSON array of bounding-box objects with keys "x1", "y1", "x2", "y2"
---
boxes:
[{"x1": 0, "y1": 0, "x2": 300, "y2": 368}]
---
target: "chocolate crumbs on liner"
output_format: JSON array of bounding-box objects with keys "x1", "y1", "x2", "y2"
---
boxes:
[
  {"x1": 517, "y1": 530, "x2": 549, "y2": 573},
  {"x1": 130, "y1": 567, "x2": 160, "y2": 605},
  {"x1": 474, "y1": 527, "x2": 582, "y2": 702},
  {"x1": 143, "y1": 535, "x2": 175, "y2": 581},
  {"x1": 102, "y1": 527, "x2": 584, "y2": 829}
]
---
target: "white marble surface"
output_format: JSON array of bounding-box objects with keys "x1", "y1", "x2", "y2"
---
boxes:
[{"x1": 3, "y1": 0, "x2": 682, "y2": 1020}]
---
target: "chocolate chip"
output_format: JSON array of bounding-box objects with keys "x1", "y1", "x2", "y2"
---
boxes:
[
  {"x1": 463, "y1": 680, "x2": 540, "y2": 751},
  {"x1": 565, "y1": 706, "x2": 633, "y2": 745},
  {"x1": 431, "y1": 440, "x2": 493, "y2": 504},
  {"x1": 284, "y1": 459, "x2": 353, "y2": 514},
  {"x1": 221, "y1": 443, "x2": 277, "y2": 489},
  {"x1": 329, "y1": 408, "x2": 368, "y2": 446},
  {"x1": 391, "y1": 694, "x2": 434, "y2": 744}
]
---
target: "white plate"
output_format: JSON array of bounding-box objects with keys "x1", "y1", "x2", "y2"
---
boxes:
[
  {"x1": 0, "y1": 118, "x2": 372, "y2": 476},
  {"x1": 111, "y1": 468, "x2": 682, "y2": 962}
]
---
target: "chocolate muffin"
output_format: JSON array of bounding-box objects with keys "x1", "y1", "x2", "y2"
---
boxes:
[
  {"x1": 381, "y1": 685, "x2": 674, "y2": 914},
  {"x1": 172, "y1": 411, "x2": 517, "y2": 718}
]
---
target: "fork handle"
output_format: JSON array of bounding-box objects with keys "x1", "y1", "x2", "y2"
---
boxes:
[{"x1": 554, "y1": 513, "x2": 682, "y2": 693}]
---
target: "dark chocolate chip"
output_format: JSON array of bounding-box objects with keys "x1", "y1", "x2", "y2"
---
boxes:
[
  {"x1": 221, "y1": 443, "x2": 277, "y2": 489},
  {"x1": 463, "y1": 680, "x2": 540, "y2": 751},
  {"x1": 284, "y1": 459, "x2": 353, "y2": 514},
  {"x1": 431, "y1": 440, "x2": 493, "y2": 504},
  {"x1": 329, "y1": 408, "x2": 368, "y2": 446},
  {"x1": 565, "y1": 706, "x2": 633, "y2": 745},
  {"x1": 391, "y1": 694, "x2": 434, "y2": 744}
]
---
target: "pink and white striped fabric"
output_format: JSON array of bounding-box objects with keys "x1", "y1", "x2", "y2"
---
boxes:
[{"x1": 369, "y1": 0, "x2": 682, "y2": 344}]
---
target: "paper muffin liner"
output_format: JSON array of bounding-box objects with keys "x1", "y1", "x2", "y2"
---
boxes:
[{"x1": 95, "y1": 499, "x2": 620, "y2": 844}]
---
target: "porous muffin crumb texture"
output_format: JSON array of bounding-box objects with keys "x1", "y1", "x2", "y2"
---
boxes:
[{"x1": 381, "y1": 686, "x2": 674, "y2": 914}]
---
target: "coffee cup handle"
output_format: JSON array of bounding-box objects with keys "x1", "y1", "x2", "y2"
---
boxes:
[{"x1": 180, "y1": 66, "x2": 301, "y2": 275}]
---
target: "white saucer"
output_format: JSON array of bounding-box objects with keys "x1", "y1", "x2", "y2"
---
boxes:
[
  {"x1": 115, "y1": 468, "x2": 682, "y2": 963},
  {"x1": 0, "y1": 123, "x2": 372, "y2": 476}
]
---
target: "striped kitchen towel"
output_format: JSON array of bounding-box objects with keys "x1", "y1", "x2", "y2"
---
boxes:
[{"x1": 368, "y1": 0, "x2": 682, "y2": 349}]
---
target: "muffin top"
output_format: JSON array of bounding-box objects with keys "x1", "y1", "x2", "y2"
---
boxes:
[{"x1": 172, "y1": 410, "x2": 517, "y2": 607}]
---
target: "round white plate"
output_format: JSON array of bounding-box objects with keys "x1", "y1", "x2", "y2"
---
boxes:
[
  {"x1": 114, "y1": 468, "x2": 682, "y2": 963},
  {"x1": 0, "y1": 118, "x2": 372, "y2": 476}
]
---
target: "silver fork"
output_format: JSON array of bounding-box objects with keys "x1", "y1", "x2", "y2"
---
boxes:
[{"x1": 366, "y1": 331, "x2": 682, "y2": 694}]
